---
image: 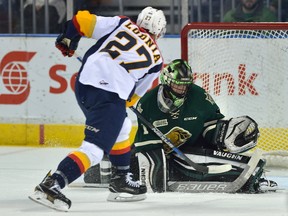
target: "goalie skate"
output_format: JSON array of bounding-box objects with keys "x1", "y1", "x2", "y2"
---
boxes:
[
  {"x1": 107, "y1": 172, "x2": 147, "y2": 202},
  {"x1": 257, "y1": 178, "x2": 279, "y2": 192},
  {"x1": 28, "y1": 171, "x2": 71, "y2": 212}
]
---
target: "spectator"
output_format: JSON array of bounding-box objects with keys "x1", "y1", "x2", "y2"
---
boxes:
[
  {"x1": 270, "y1": 0, "x2": 288, "y2": 21},
  {"x1": 0, "y1": 0, "x2": 9, "y2": 33},
  {"x1": 0, "y1": 0, "x2": 19, "y2": 33},
  {"x1": 223, "y1": 0, "x2": 277, "y2": 22},
  {"x1": 24, "y1": 0, "x2": 66, "y2": 33},
  {"x1": 74, "y1": 0, "x2": 116, "y2": 16}
]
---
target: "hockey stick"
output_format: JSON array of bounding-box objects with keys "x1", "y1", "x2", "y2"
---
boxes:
[
  {"x1": 130, "y1": 106, "x2": 232, "y2": 174},
  {"x1": 167, "y1": 149, "x2": 263, "y2": 193},
  {"x1": 74, "y1": 52, "x2": 83, "y2": 63}
]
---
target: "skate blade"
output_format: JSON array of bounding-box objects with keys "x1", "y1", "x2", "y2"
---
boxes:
[
  {"x1": 107, "y1": 192, "x2": 146, "y2": 202},
  {"x1": 28, "y1": 191, "x2": 69, "y2": 212},
  {"x1": 69, "y1": 182, "x2": 109, "y2": 188},
  {"x1": 259, "y1": 185, "x2": 282, "y2": 192}
]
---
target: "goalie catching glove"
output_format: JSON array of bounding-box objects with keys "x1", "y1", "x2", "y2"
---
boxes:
[{"x1": 214, "y1": 116, "x2": 259, "y2": 153}]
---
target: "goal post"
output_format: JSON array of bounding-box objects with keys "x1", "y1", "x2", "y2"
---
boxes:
[{"x1": 181, "y1": 22, "x2": 288, "y2": 167}]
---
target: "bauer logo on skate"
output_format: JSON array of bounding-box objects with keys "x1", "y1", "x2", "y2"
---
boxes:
[{"x1": 0, "y1": 51, "x2": 36, "y2": 104}]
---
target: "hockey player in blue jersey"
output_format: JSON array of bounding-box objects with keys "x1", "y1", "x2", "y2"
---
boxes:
[{"x1": 29, "y1": 6, "x2": 166, "y2": 211}]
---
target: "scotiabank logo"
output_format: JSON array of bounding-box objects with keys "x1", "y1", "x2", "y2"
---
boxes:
[
  {"x1": 0, "y1": 51, "x2": 36, "y2": 104},
  {"x1": 193, "y1": 64, "x2": 259, "y2": 96}
]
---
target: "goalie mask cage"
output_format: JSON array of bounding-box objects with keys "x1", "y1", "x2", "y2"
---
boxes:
[{"x1": 181, "y1": 22, "x2": 288, "y2": 168}]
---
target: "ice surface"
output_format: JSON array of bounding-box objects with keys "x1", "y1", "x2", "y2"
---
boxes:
[{"x1": 0, "y1": 146, "x2": 287, "y2": 216}]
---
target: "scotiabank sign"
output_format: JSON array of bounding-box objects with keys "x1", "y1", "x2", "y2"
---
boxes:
[
  {"x1": 0, "y1": 51, "x2": 78, "y2": 104},
  {"x1": 193, "y1": 64, "x2": 259, "y2": 96},
  {"x1": 49, "y1": 65, "x2": 78, "y2": 94},
  {"x1": 0, "y1": 51, "x2": 35, "y2": 104}
]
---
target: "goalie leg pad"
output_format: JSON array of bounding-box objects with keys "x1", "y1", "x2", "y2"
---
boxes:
[
  {"x1": 238, "y1": 158, "x2": 279, "y2": 193},
  {"x1": 169, "y1": 149, "x2": 278, "y2": 193},
  {"x1": 168, "y1": 149, "x2": 265, "y2": 193},
  {"x1": 137, "y1": 148, "x2": 167, "y2": 193}
]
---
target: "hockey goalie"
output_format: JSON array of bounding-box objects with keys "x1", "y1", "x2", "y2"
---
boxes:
[{"x1": 84, "y1": 59, "x2": 278, "y2": 194}]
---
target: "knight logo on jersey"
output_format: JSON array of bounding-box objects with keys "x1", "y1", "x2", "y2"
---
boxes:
[{"x1": 0, "y1": 51, "x2": 36, "y2": 104}]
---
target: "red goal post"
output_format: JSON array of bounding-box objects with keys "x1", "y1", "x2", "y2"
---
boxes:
[{"x1": 181, "y1": 22, "x2": 288, "y2": 167}]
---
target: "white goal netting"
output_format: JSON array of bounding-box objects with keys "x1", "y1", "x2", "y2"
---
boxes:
[{"x1": 181, "y1": 23, "x2": 288, "y2": 168}]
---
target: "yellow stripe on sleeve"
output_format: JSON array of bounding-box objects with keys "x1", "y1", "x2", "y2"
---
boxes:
[{"x1": 75, "y1": 10, "x2": 97, "y2": 38}]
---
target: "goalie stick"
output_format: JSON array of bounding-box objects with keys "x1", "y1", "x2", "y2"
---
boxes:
[
  {"x1": 74, "y1": 54, "x2": 231, "y2": 174},
  {"x1": 168, "y1": 149, "x2": 263, "y2": 193},
  {"x1": 130, "y1": 107, "x2": 232, "y2": 174}
]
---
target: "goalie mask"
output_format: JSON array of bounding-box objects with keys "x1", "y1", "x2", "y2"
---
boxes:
[{"x1": 157, "y1": 59, "x2": 193, "y2": 113}]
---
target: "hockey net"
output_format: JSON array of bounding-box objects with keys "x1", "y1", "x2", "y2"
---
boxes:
[{"x1": 181, "y1": 22, "x2": 288, "y2": 168}]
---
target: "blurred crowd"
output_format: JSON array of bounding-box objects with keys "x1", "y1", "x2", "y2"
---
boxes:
[
  {"x1": 0, "y1": 0, "x2": 287, "y2": 34},
  {"x1": 0, "y1": 0, "x2": 66, "y2": 33}
]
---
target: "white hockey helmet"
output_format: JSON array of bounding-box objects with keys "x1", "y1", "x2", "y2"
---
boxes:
[{"x1": 136, "y1": 6, "x2": 167, "y2": 38}]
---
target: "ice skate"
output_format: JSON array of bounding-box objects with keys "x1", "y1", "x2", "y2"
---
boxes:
[
  {"x1": 256, "y1": 177, "x2": 278, "y2": 192},
  {"x1": 107, "y1": 172, "x2": 147, "y2": 202},
  {"x1": 28, "y1": 171, "x2": 71, "y2": 212}
]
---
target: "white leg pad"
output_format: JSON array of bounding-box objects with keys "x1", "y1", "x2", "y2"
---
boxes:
[{"x1": 137, "y1": 152, "x2": 167, "y2": 193}]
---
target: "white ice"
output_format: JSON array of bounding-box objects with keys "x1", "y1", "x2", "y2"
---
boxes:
[{"x1": 0, "y1": 146, "x2": 287, "y2": 216}]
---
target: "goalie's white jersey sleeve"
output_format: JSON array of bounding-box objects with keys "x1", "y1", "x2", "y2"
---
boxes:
[{"x1": 77, "y1": 12, "x2": 163, "y2": 100}]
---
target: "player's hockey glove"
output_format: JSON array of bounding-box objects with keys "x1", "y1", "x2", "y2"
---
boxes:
[
  {"x1": 56, "y1": 34, "x2": 81, "y2": 57},
  {"x1": 55, "y1": 20, "x2": 81, "y2": 57}
]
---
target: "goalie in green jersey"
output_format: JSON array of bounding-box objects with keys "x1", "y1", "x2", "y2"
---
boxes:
[
  {"x1": 130, "y1": 59, "x2": 278, "y2": 193},
  {"x1": 84, "y1": 59, "x2": 278, "y2": 193}
]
